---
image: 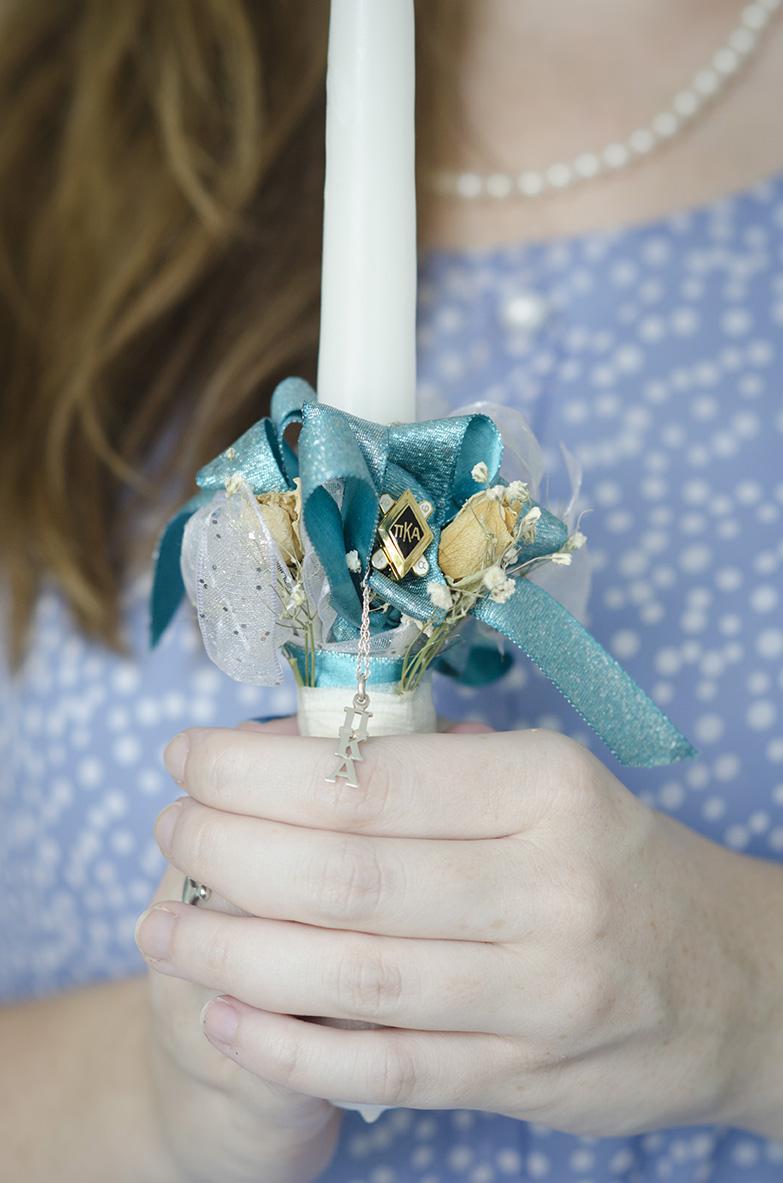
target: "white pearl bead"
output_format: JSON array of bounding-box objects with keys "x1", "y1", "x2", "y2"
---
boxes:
[
  {"x1": 693, "y1": 68, "x2": 719, "y2": 96},
  {"x1": 742, "y1": 3, "x2": 769, "y2": 30},
  {"x1": 673, "y1": 89, "x2": 701, "y2": 118},
  {"x1": 730, "y1": 26, "x2": 757, "y2": 53},
  {"x1": 713, "y1": 47, "x2": 739, "y2": 74},
  {"x1": 486, "y1": 172, "x2": 513, "y2": 199},
  {"x1": 628, "y1": 128, "x2": 656, "y2": 155},
  {"x1": 573, "y1": 152, "x2": 601, "y2": 178},
  {"x1": 500, "y1": 291, "x2": 549, "y2": 332},
  {"x1": 602, "y1": 142, "x2": 629, "y2": 170},
  {"x1": 546, "y1": 162, "x2": 573, "y2": 189},
  {"x1": 517, "y1": 171, "x2": 544, "y2": 197},
  {"x1": 652, "y1": 111, "x2": 680, "y2": 138},
  {"x1": 455, "y1": 172, "x2": 482, "y2": 200}
]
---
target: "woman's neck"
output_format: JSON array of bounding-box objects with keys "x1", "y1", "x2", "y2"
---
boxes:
[{"x1": 419, "y1": 0, "x2": 783, "y2": 250}]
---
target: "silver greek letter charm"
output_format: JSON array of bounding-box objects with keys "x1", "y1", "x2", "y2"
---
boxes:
[
  {"x1": 326, "y1": 577, "x2": 374, "y2": 788},
  {"x1": 326, "y1": 690, "x2": 373, "y2": 788}
]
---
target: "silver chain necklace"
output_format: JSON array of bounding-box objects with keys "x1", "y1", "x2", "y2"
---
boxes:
[
  {"x1": 326, "y1": 576, "x2": 374, "y2": 790},
  {"x1": 426, "y1": 0, "x2": 780, "y2": 202}
]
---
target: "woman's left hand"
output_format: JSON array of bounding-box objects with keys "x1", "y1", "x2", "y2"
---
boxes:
[{"x1": 141, "y1": 726, "x2": 783, "y2": 1138}]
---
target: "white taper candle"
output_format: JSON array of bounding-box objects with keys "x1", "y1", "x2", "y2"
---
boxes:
[{"x1": 317, "y1": 0, "x2": 417, "y2": 424}]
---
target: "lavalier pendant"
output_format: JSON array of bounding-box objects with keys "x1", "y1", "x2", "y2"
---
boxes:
[
  {"x1": 326, "y1": 576, "x2": 374, "y2": 788},
  {"x1": 326, "y1": 688, "x2": 373, "y2": 789}
]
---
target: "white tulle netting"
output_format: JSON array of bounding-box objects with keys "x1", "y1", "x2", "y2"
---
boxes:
[{"x1": 180, "y1": 481, "x2": 294, "y2": 686}]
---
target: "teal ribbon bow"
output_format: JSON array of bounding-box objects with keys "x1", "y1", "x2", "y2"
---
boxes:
[{"x1": 151, "y1": 376, "x2": 695, "y2": 768}]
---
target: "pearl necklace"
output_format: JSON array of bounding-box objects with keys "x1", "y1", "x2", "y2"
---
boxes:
[{"x1": 427, "y1": 0, "x2": 780, "y2": 201}]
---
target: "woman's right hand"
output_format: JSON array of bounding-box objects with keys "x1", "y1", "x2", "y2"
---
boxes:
[{"x1": 136, "y1": 719, "x2": 341, "y2": 1183}]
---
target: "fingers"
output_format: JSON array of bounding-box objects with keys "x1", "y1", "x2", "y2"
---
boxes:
[
  {"x1": 134, "y1": 902, "x2": 513, "y2": 1033},
  {"x1": 165, "y1": 727, "x2": 559, "y2": 839},
  {"x1": 199, "y1": 998, "x2": 516, "y2": 1111},
  {"x1": 155, "y1": 797, "x2": 525, "y2": 940}
]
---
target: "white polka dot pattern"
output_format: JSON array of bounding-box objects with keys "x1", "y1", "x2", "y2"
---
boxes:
[{"x1": 4, "y1": 175, "x2": 783, "y2": 1179}]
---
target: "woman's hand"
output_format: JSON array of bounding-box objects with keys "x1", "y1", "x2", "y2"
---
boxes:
[
  {"x1": 135, "y1": 717, "x2": 342, "y2": 1183},
  {"x1": 139, "y1": 726, "x2": 783, "y2": 1140}
]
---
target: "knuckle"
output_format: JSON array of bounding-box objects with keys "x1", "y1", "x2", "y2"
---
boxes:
[
  {"x1": 311, "y1": 836, "x2": 386, "y2": 923},
  {"x1": 537, "y1": 957, "x2": 611, "y2": 1046},
  {"x1": 201, "y1": 924, "x2": 234, "y2": 982},
  {"x1": 560, "y1": 966, "x2": 612, "y2": 1040},
  {"x1": 332, "y1": 940, "x2": 404, "y2": 1021},
  {"x1": 263, "y1": 1029, "x2": 304, "y2": 1089},
  {"x1": 367, "y1": 1038, "x2": 419, "y2": 1106},
  {"x1": 196, "y1": 732, "x2": 239, "y2": 805},
  {"x1": 512, "y1": 1040, "x2": 561, "y2": 1078},
  {"x1": 573, "y1": 968, "x2": 612, "y2": 1030},
  {"x1": 309, "y1": 743, "x2": 397, "y2": 830},
  {"x1": 357, "y1": 745, "x2": 395, "y2": 817},
  {"x1": 182, "y1": 807, "x2": 218, "y2": 877},
  {"x1": 566, "y1": 877, "x2": 611, "y2": 944}
]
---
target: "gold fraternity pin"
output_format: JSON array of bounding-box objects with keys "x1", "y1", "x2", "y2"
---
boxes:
[{"x1": 371, "y1": 489, "x2": 434, "y2": 580}]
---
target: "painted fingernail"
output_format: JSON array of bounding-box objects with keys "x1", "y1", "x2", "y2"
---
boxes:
[
  {"x1": 155, "y1": 799, "x2": 184, "y2": 855},
  {"x1": 248, "y1": 714, "x2": 283, "y2": 724},
  {"x1": 202, "y1": 996, "x2": 239, "y2": 1047},
  {"x1": 135, "y1": 905, "x2": 177, "y2": 962},
  {"x1": 164, "y1": 733, "x2": 189, "y2": 784}
]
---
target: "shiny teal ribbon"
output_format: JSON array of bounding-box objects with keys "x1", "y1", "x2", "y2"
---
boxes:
[
  {"x1": 150, "y1": 376, "x2": 695, "y2": 767},
  {"x1": 290, "y1": 649, "x2": 406, "y2": 689}
]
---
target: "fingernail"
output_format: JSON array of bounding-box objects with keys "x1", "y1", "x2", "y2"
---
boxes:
[
  {"x1": 135, "y1": 905, "x2": 177, "y2": 962},
  {"x1": 248, "y1": 714, "x2": 283, "y2": 724},
  {"x1": 155, "y1": 799, "x2": 184, "y2": 855},
  {"x1": 164, "y1": 733, "x2": 189, "y2": 784},
  {"x1": 201, "y1": 996, "x2": 238, "y2": 1046}
]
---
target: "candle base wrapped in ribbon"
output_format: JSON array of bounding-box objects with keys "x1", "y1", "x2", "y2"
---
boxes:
[{"x1": 150, "y1": 375, "x2": 695, "y2": 1122}]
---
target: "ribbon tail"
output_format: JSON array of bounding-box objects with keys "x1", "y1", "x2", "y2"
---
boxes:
[
  {"x1": 473, "y1": 580, "x2": 696, "y2": 767},
  {"x1": 149, "y1": 490, "x2": 213, "y2": 647}
]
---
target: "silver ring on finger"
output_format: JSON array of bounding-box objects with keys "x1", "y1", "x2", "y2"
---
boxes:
[{"x1": 182, "y1": 876, "x2": 212, "y2": 906}]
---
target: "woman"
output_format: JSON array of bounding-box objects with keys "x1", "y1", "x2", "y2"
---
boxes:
[{"x1": 2, "y1": 0, "x2": 782, "y2": 1179}]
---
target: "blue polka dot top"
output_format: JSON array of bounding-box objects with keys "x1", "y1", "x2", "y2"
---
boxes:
[{"x1": 3, "y1": 174, "x2": 783, "y2": 1181}]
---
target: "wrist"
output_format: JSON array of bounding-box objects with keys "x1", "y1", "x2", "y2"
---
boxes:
[{"x1": 709, "y1": 852, "x2": 783, "y2": 1137}]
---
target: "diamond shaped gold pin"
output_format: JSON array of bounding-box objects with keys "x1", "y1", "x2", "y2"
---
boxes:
[{"x1": 374, "y1": 490, "x2": 434, "y2": 580}]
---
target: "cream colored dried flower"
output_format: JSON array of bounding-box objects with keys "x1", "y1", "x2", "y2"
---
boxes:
[
  {"x1": 551, "y1": 552, "x2": 572, "y2": 566},
  {"x1": 427, "y1": 582, "x2": 453, "y2": 610},
  {"x1": 345, "y1": 549, "x2": 361, "y2": 573},
  {"x1": 471, "y1": 461, "x2": 489, "y2": 483},
  {"x1": 439, "y1": 490, "x2": 518, "y2": 580},
  {"x1": 482, "y1": 565, "x2": 507, "y2": 592},
  {"x1": 489, "y1": 577, "x2": 515, "y2": 604},
  {"x1": 518, "y1": 505, "x2": 541, "y2": 544},
  {"x1": 256, "y1": 479, "x2": 302, "y2": 565},
  {"x1": 225, "y1": 472, "x2": 244, "y2": 496},
  {"x1": 570, "y1": 530, "x2": 587, "y2": 549},
  {"x1": 285, "y1": 583, "x2": 307, "y2": 612},
  {"x1": 505, "y1": 480, "x2": 530, "y2": 505}
]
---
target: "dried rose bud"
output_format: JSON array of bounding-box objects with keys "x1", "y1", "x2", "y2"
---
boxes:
[
  {"x1": 439, "y1": 490, "x2": 518, "y2": 579},
  {"x1": 256, "y1": 481, "x2": 302, "y2": 565}
]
